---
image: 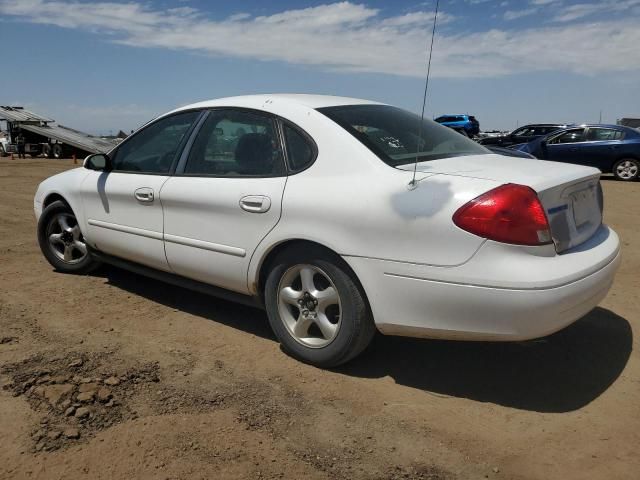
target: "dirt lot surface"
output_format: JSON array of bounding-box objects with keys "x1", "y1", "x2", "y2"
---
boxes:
[{"x1": 0, "y1": 158, "x2": 638, "y2": 480}]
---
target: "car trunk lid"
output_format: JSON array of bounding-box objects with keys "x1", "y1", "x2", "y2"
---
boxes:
[{"x1": 401, "y1": 154, "x2": 603, "y2": 252}]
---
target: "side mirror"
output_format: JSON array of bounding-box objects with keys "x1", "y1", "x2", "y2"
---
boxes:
[{"x1": 84, "y1": 153, "x2": 111, "y2": 171}]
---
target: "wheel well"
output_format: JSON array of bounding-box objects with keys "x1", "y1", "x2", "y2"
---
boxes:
[
  {"x1": 43, "y1": 193, "x2": 69, "y2": 209},
  {"x1": 257, "y1": 240, "x2": 357, "y2": 297}
]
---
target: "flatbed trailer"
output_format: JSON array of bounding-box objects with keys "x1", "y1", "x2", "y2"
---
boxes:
[{"x1": 0, "y1": 106, "x2": 118, "y2": 158}]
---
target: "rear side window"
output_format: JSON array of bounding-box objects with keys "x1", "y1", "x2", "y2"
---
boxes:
[
  {"x1": 183, "y1": 109, "x2": 285, "y2": 177},
  {"x1": 587, "y1": 128, "x2": 625, "y2": 141},
  {"x1": 435, "y1": 116, "x2": 461, "y2": 123},
  {"x1": 283, "y1": 124, "x2": 315, "y2": 172}
]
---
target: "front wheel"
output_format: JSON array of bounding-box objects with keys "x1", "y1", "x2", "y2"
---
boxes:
[
  {"x1": 613, "y1": 159, "x2": 639, "y2": 181},
  {"x1": 37, "y1": 200, "x2": 101, "y2": 274},
  {"x1": 41, "y1": 144, "x2": 52, "y2": 158},
  {"x1": 264, "y1": 247, "x2": 375, "y2": 367}
]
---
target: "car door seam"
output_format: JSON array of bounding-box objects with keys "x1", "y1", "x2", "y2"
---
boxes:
[{"x1": 245, "y1": 175, "x2": 289, "y2": 293}]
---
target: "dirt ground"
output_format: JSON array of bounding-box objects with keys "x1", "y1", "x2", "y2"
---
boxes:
[{"x1": 0, "y1": 158, "x2": 638, "y2": 480}]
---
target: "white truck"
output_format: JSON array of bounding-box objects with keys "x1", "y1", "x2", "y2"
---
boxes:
[{"x1": 0, "y1": 106, "x2": 117, "y2": 158}]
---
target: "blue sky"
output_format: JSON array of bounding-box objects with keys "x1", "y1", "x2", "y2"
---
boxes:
[{"x1": 1, "y1": 0, "x2": 639, "y2": 134}]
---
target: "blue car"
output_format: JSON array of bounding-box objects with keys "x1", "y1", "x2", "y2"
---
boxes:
[
  {"x1": 513, "y1": 124, "x2": 640, "y2": 181},
  {"x1": 434, "y1": 114, "x2": 480, "y2": 137}
]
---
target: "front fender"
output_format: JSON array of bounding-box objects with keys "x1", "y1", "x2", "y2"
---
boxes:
[{"x1": 35, "y1": 168, "x2": 91, "y2": 226}]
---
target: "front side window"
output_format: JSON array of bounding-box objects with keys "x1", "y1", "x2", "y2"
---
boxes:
[
  {"x1": 319, "y1": 105, "x2": 489, "y2": 166},
  {"x1": 184, "y1": 110, "x2": 285, "y2": 176},
  {"x1": 111, "y1": 111, "x2": 199, "y2": 173},
  {"x1": 587, "y1": 128, "x2": 624, "y2": 141},
  {"x1": 548, "y1": 128, "x2": 585, "y2": 144}
]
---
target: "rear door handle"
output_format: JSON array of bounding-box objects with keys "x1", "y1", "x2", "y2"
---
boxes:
[
  {"x1": 134, "y1": 187, "x2": 154, "y2": 203},
  {"x1": 239, "y1": 195, "x2": 271, "y2": 213}
]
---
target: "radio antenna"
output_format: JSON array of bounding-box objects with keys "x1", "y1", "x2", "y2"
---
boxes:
[{"x1": 409, "y1": 0, "x2": 440, "y2": 189}]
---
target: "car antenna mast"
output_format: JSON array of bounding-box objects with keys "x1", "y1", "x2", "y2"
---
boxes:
[{"x1": 409, "y1": 0, "x2": 440, "y2": 190}]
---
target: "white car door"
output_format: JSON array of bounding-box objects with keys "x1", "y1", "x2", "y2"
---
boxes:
[
  {"x1": 160, "y1": 109, "x2": 290, "y2": 294},
  {"x1": 81, "y1": 110, "x2": 201, "y2": 271}
]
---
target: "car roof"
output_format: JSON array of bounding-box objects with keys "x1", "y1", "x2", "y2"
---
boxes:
[
  {"x1": 172, "y1": 94, "x2": 384, "y2": 114},
  {"x1": 518, "y1": 123, "x2": 568, "y2": 127},
  {"x1": 568, "y1": 124, "x2": 623, "y2": 128}
]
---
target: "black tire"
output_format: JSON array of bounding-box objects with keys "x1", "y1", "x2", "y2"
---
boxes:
[
  {"x1": 612, "y1": 158, "x2": 639, "y2": 181},
  {"x1": 37, "y1": 200, "x2": 101, "y2": 274},
  {"x1": 42, "y1": 144, "x2": 52, "y2": 159},
  {"x1": 52, "y1": 144, "x2": 63, "y2": 159},
  {"x1": 264, "y1": 246, "x2": 375, "y2": 367},
  {"x1": 0, "y1": 144, "x2": 6, "y2": 157}
]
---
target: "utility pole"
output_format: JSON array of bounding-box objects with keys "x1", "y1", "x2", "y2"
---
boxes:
[{"x1": 599, "y1": 110, "x2": 602, "y2": 124}]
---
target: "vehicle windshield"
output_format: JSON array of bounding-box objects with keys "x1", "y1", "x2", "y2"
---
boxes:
[{"x1": 318, "y1": 105, "x2": 489, "y2": 167}]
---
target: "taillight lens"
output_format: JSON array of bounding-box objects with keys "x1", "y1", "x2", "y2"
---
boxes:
[{"x1": 453, "y1": 183, "x2": 552, "y2": 246}]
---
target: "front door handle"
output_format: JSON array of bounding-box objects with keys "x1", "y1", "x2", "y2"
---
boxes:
[
  {"x1": 134, "y1": 187, "x2": 154, "y2": 203},
  {"x1": 239, "y1": 195, "x2": 271, "y2": 213}
]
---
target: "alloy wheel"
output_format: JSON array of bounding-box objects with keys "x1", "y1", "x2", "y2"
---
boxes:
[
  {"x1": 277, "y1": 264, "x2": 342, "y2": 348},
  {"x1": 46, "y1": 212, "x2": 88, "y2": 264},
  {"x1": 616, "y1": 160, "x2": 638, "y2": 180}
]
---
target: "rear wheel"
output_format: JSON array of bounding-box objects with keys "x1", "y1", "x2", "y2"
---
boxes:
[
  {"x1": 264, "y1": 247, "x2": 375, "y2": 367},
  {"x1": 37, "y1": 200, "x2": 100, "y2": 274},
  {"x1": 613, "y1": 158, "x2": 639, "y2": 181},
  {"x1": 52, "y1": 144, "x2": 64, "y2": 159}
]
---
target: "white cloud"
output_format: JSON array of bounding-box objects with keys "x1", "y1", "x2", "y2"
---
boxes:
[
  {"x1": 530, "y1": 0, "x2": 560, "y2": 5},
  {"x1": 0, "y1": 0, "x2": 639, "y2": 79},
  {"x1": 553, "y1": 0, "x2": 640, "y2": 22},
  {"x1": 504, "y1": 8, "x2": 538, "y2": 20},
  {"x1": 380, "y1": 11, "x2": 454, "y2": 27}
]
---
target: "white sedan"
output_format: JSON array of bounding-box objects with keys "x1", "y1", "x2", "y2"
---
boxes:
[{"x1": 34, "y1": 95, "x2": 621, "y2": 367}]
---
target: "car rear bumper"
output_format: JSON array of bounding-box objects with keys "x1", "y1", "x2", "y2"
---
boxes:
[{"x1": 344, "y1": 225, "x2": 620, "y2": 341}]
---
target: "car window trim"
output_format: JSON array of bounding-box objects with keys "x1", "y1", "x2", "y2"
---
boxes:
[
  {"x1": 174, "y1": 110, "x2": 211, "y2": 174},
  {"x1": 108, "y1": 108, "x2": 205, "y2": 176}
]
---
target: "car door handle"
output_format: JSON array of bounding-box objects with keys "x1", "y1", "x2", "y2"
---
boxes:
[
  {"x1": 134, "y1": 187, "x2": 154, "y2": 203},
  {"x1": 239, "y1": 195, "x2": 271, "y2": 213},
  {"x1": 569, "y1": 147, "x2": 579, "y2": 152}
]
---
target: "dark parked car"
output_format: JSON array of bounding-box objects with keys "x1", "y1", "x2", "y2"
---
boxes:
[
  {"x1": 434, "y1": 114, "x2": 480, "y2": 137},
  {"x1": 479, "y1": 124, "x2": 569, "y2": 147},
  {"x1": 445, "y1": 125, "x2": 536, "y2": 159},
  {"x1": 512, "y1": 124, "x2": 640, "y2": 181}
]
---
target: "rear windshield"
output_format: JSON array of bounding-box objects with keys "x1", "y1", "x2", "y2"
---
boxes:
[{"x1": 318, "y1": 105, "x2": 489, "y2": 166}]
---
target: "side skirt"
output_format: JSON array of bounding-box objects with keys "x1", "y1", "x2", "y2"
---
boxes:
[{"x1": 89, "y1": 248, "x2": 263, "y2": 310}]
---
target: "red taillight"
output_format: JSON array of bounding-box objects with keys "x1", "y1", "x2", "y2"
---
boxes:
[{"x1": 453, "y1": 183, "x2": 552, "y2": 246}]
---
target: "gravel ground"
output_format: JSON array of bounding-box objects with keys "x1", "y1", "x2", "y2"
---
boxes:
[{"x1": 0, "y1": 158, "x2": 638, "y2": 480}]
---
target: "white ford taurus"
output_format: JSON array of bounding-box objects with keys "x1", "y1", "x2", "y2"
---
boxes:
[{"x1": 34, "y1": 95, "x2": 621, "y2": 366}]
